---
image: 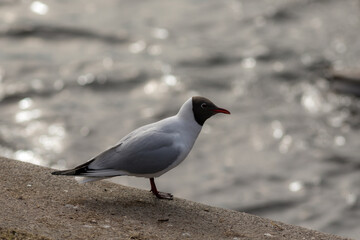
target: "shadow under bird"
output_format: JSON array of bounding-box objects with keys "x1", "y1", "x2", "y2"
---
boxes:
[{"x1": 52, "y1": 96, "x2": 230, "y2": 200}]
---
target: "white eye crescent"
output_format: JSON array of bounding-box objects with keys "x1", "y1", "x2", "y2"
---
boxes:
[{"x1": 201, "y1": 103, "x2": 207, "y2": 109}]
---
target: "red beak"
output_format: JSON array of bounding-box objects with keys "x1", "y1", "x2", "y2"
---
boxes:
[{"x1": 212, "y1": 107, "x2": 231, "y2": 114}]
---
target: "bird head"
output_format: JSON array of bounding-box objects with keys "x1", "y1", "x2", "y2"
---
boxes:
[{"x1": 192, "y1": 96, "x2": 230, "y2": 126}]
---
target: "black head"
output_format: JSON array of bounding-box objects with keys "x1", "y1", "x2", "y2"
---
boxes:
[{"x1": 192, "y1": 96, "x2": 230, "y2": 126}]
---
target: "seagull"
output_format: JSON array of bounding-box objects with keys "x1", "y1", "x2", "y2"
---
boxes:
[{"x1": 52, "y1": 96, "x2": 230, "y2": 200}]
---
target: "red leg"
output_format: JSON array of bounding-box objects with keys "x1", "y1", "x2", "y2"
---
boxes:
[{"x1": 149, "y1": 178, "x2": 173, "y2": 200}]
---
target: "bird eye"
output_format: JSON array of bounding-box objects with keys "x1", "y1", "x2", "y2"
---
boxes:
[{"x1": 201, "y1": 103, "x2": 207, "y2": 109}]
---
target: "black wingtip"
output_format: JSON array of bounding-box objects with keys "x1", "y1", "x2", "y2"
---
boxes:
[
  {"x1": 51, "y1": 169, "x2": 78, "y2": 175},
  {"x1": 51, "y1": 159, "x2": 95, "y2": 176}
]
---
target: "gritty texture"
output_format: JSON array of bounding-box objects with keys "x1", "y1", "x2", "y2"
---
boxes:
[{"x1": 0, "y1": 157, "x2": 352, "y2": 240}]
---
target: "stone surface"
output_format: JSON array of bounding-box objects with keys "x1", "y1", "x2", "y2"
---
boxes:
[{"x1": 0, "y1": 157, "x2": 351, "y2": 240}]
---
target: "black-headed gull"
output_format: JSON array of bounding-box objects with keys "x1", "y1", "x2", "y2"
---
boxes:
[{"x1": 52, "y1": 96, "x2": 230, "y2": 200}]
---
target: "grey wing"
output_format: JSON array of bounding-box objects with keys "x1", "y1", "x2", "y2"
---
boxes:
[{"x1": 88, "y1": 129, "x2": 181, "y2": 175}]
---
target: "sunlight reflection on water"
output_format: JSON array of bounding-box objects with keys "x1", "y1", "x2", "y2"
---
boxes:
[
  {"x1": 15, "y1": 109, "x2": 42, "y2": 123},
  {"x1": 30, "y1": 1, "x2": 49, "y2": 15},
  {"x1": 15, "y1": 150, "x2": 42, "y2": 165}
]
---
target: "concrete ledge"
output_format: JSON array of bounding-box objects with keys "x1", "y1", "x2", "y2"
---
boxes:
[{"x1": 0, "y1": 156, "x2": 351, "y2": 240}]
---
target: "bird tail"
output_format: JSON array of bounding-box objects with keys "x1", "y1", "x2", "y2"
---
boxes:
[
  {"x1": 52, "y1": 159, "x2": 110, "y2": 184},
  {"x1": 75, "y1": 176, "x2": 106, "y2": 184},
  {"x1": 51, "y1": 158, "x2": 128, "y2": 184}
]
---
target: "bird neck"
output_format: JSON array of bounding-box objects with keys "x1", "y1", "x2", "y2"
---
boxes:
[
  {"x1": 177, "y1": 98, "x2": 202, "y2": 129},
  {"x1": 177, "y1": 98, "x2": 193, "y2": 120}
]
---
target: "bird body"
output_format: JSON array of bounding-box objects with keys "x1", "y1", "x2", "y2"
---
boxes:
[{"x1": 52, "y1": 96, "x2": 230, "y2": 199}]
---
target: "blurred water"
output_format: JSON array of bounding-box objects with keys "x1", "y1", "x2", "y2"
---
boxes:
[{"x1": 1, "y1": 0, "x2": 360, "y2": 238}]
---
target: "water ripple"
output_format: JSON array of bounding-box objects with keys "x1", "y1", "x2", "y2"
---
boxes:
[{"x1": 0, "y1": 23, "x2": 129, "y2": 44}]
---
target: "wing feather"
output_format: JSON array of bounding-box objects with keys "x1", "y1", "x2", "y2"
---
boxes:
[{"x1": 88, "y1": 128, "x2": 181, "y2": 175}]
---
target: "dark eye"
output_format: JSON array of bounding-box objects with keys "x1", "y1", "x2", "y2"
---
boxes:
[{"x1": 201, "y1": 103, "x2": 207, "y2": 109}]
